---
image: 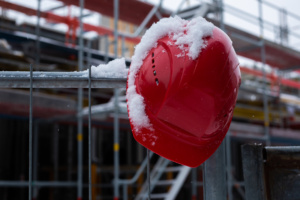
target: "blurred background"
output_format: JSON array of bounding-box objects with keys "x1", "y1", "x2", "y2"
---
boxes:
[{"x1": 1, "y1": 0, "x2": 300, "y2": 199}]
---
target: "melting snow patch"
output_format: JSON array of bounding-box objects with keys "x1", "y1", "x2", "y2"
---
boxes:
[
  {"x1": 127, "y1": 86, "x2": 153, "y2": 132},
  {"x1": 86, "y1": 58, "x2": 128, "y2": 78},
  {"x1": 127, "y1": 16, "x2": 214, "y2": 132}
]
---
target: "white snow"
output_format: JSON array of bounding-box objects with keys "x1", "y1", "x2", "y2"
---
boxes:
[
  {"x1": 127, "y1": 16, "x2": 214, "y2": 132},
  {"x1": 87, "y1": 58, "x2": 128, "y2": 78},
  {"x1": 172, "y1": 17, "x2": 214, "y2": 59},
  {"x1": 127, "y1": 86, "x2": 154, "y2": 131}
]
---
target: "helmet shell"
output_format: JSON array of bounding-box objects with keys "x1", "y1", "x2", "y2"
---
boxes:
[{"x1": 127, "y1": 27, "x2": 241, "y2": 167}]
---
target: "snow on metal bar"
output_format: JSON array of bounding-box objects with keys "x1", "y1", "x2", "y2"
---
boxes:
[{"x1": 0, "y1": 71, "x2": 126, "y2": 88}]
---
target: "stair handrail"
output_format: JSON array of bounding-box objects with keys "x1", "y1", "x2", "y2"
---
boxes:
[{"x1": 119, "y1": 151, "x2": 154, "y2": 185}]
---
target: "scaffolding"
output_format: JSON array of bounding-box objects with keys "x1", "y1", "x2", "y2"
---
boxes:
[{"x1": 1, "y1": 0, "x2": 300, "y2": 199}]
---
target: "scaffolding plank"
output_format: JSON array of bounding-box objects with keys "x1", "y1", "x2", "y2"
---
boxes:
[
  {"x1": 209, "y1": 19, "x2": 300, "y2": 70},
  {"x1": 59, "y1": 0, "x2": 170, "y2": 27},
  {"x1": 0, "y1": 1, "x2": 141, "y2": 44}
]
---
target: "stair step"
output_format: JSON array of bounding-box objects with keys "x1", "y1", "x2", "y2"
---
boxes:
[
  {"x1": 165, "y1": 166, "x2": 184, "y2": 172},
  {"x1": 134, "y1": 157, "x2": 191, "y2": 200},
  {"x1": 151, "y1": 193, "x2": 168, "y2": 199}
]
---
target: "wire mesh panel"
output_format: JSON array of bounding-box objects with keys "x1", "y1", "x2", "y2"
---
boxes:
[
  {"x1": 2, "y1": 0, "x2": 300, "y2": 199},
  {"x1": 0, "y1": 66, "x2": 127, "y2": 199}
]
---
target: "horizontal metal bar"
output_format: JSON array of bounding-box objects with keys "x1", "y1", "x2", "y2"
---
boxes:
[
  {"x1": 265, "y1": 146, "x2": 300, "y2": 165},
  {"x1": 225, "y1": 4, "x2": 277, "y2": 32},
  {"x1": 0, "y1": 181, "x2": 29, "y2": 187},
  {"x1": 44, "y1": 4, "x2": 65, "y2": 12},
  {"x1": 0, "y1": 71, "x2": 126, "y2": 88},
  {"x1": 0, "y1": 181, "x2": 77, "y2": 187},
  {"x1": 265, "y1": 146, "x2": 300, "y2": 152},
  {"x1": 230, "y1": 32, "x2": 263, "y2": 46}
]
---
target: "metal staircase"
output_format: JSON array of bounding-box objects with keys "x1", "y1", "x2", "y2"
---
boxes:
[{"x1": 135, "y1": 156, "x2": 191, "y2": 200}]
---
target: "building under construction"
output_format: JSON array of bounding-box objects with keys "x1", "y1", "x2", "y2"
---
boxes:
[{"x1": 1, "y1": 0, "x2": 300, "y2": 199}]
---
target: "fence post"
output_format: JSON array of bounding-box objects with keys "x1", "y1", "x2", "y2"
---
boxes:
[{"x1": 203, "y1": 141, "x2": 226, "y2": 200}]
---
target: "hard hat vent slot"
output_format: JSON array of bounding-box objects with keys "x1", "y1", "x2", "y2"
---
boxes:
[
  {"x1": 155, "y1": 78, "x2": 159, "y2": 86},
  {"x1": 151, "y1": 51, "x2": 159, "y2": 85}
]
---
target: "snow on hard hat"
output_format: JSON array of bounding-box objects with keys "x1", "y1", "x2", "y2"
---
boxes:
[{"x1": 126, "y1": 16, "x2": 241, "y2": 167}]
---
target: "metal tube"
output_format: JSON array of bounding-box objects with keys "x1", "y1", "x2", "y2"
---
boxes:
[
  {"x1": 105, "y1": 35, "x2": 109, "y2": 63},
  {"x1": 88, "y1": 64, "x2": 92, "y2": 200},
  {"x1": 79, "y1": 0, "x2": 84, "y2": 71},
  {"x1": 0, "y1": 181, "x2": 77, "y2": 187},
  {"x1": 114, "y1": 0, "x2": 119, "y2": 56},
  {"x1": 77, "y1": 0, "x2": 85, "y2": 199},
  {"x1": 123, "y1": 184, "x2": 128, "y2": 200},
  {"x1": 155, "y1": 11, "x2": 162, "y2": 20},
  {"x1": 119, "y1": 151, "x2": 154, "y2": 185},
  {"x1": 77, "y1": 88, "x2": 83, "y2": 200},
  {"x1": 77, "y1": 94, "x2": 83, "y2": 200},
  {"x1": 0, "y1": 71, "x2": 126, "y2": 88},
  {"x1": 203, "y1": 141, "x2": 226, "y2": 200},
  {"x1": 258, "y1": 0, "x2": 271, "y2": 145},
  {"x1": 191, "y1": 168, "x2": 197, "y2": 200},
  {"x1": 33, "y1": 122, "x2": 39, "y2": 199},
  {"x1": 218, "y1": 0, "x2": 225, "y2": 31},
  {"x1": 53, "y1": 124, "x2": 59, "y2": 181},
  {"x1": 53, "y1": 124, "x2": 59, "y2": 198},
  {"x1": 230, "y1": 32, "x2": 263, "y2": 47},
  {"x1": 67, "y1": 126, "x2": 74, "y2": 182},
  {"x1": 44, "y1": 4, "x2": 66, "y2": 12},
  {"x1": 113, "y1": 88, "x2": 120, "y2": 200},
  {"x1": 114, "y1": 0, "x2": 120, "y2": 199},
  {"x1": 87, "y1": 39, "x2": 92, "y2": 68},
  {"x1": 147, "y1": 149, "x2": 151, "y2": 200},
  {"x1": 133, "y1": 4, "x2": 159, "y2": 37},
  {"x1": 172, "y1": 0, "x2": 186, "y2": 16},
  {"x1": 29, "y1": 64, "x2": 33, "y2": 200},
  {"x1": 277, "y1": 71, "x2": 284, "y2": 128},
  {"x1": 226, "y1": 132, "x2": 233, "y2": 200},
  {"x1": 121, "y1": 36, "x2": 125, "y2": 57},
  {"x1": 92, "y1": 128, "x2": 99, "y2": 163},
  {"x1": 224, "y1": 3, "x2": 277, "y2": 33},
  {"x1": 87, "y1": 36, "x2": 94, "y2": 200},
  {"x1": 35, "y1": 0, "x2": 41, "y2": 71}
]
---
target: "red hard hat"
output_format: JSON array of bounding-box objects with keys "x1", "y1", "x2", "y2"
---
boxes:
[{"x1": 127, "y1": 26, "x2": 240, "y2": 167}]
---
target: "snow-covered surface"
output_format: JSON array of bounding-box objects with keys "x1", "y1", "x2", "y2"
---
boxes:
[
  {"x1": 85, "y1": 58, "x2": 128, "y2": 78},
  {"x1": 127, "y1": 16, "x2": 214, "y2": 132}
]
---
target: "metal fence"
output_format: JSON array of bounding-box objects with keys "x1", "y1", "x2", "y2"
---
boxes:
[{"x1": 1, "y1": 0, "x2": 300, "y2": 199}]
